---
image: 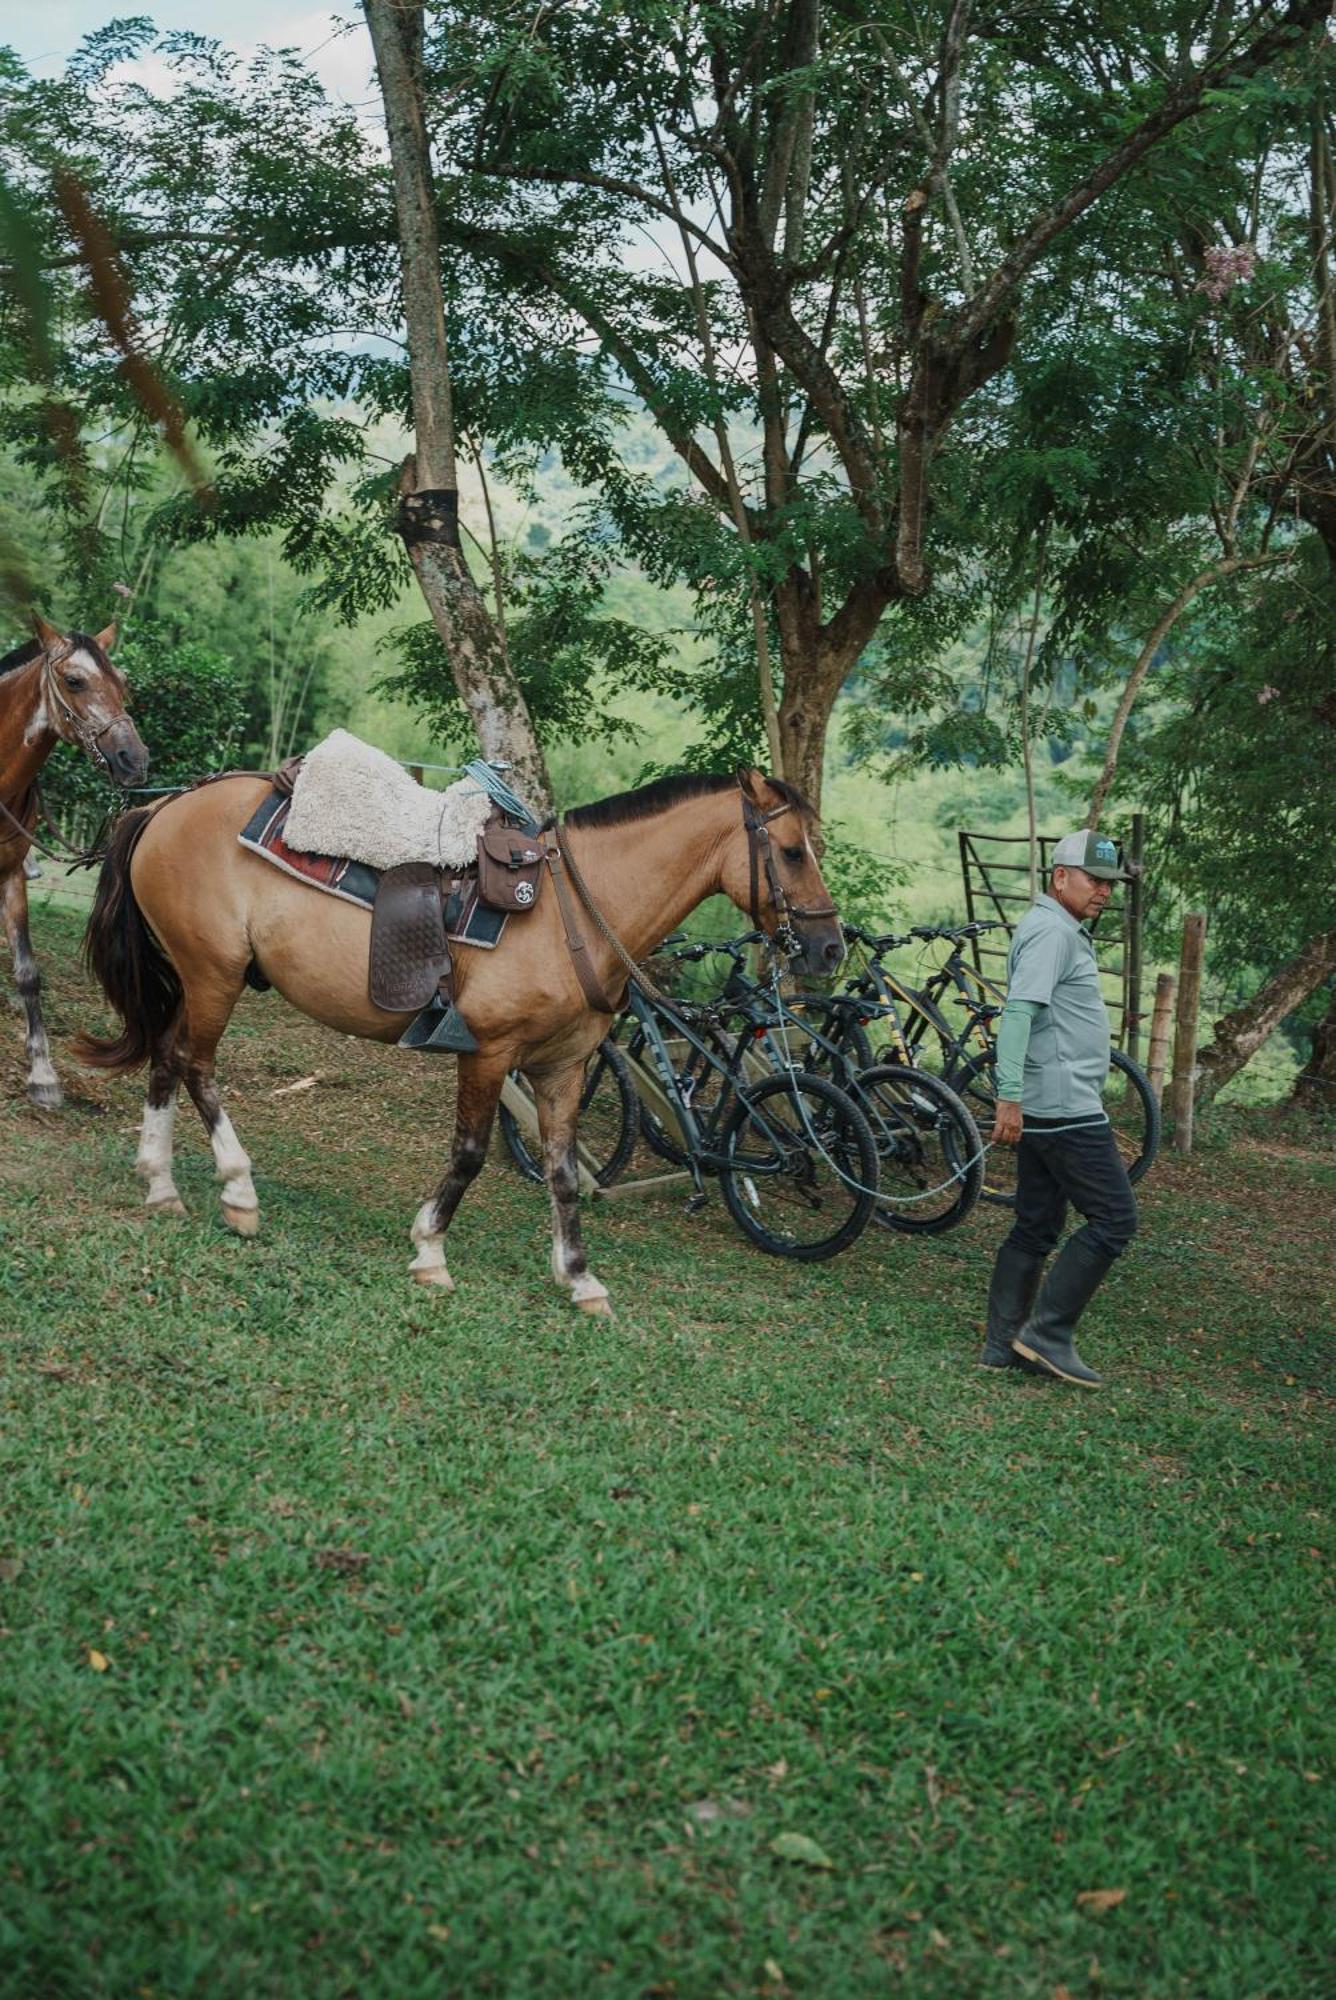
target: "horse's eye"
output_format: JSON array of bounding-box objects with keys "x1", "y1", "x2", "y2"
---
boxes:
[
  {"x1": 782, "y1": 845, "x2": 804, "y2": 864},
  {"x1": 64, "y1": 676, "x2": 87, "y2": 692}
]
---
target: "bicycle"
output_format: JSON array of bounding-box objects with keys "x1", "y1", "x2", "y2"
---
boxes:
[
  {"x1": 642, "y1": 934, "x2": 985, "y2": 1237},
  {"x1": 503, "y1": 941, "x2": 881, "y2": 1261}
]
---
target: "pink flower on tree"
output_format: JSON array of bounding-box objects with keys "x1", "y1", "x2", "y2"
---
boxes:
[
  {"x1": 1257, "y1": 685, "x2": 1281, "y2": 705},
  {"x1": 1197, "y1": 244, "x2": 1257, "y2": 302}
]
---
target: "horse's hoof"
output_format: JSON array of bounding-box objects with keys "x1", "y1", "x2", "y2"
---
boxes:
[
  {"x1": 576, "y1": 1293, "x2": 614, "y2": 1317},
  {"x1": 221, "y1": 1203, "x2": 260, "y2": 1238},
  {"x1": 412, "y1": 1265, "x2": 455, "y2": 1290},
  {"x1": 147, "y1": 1196, "x2": 187, "y2": 1218},
  {"x1": 27, "y1": 1082, "x2": 63, "y2": 1111}
]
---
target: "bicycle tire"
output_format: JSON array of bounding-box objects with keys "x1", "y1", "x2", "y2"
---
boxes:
[
  {"x1": 855, "y1": 1062, "x2": 984, "y2": 1235},
  {"x1": 948, "y1": 1046, "x2": 1161, "y2": 1206},
  {"x1": 499, "y1": 1041, "x2": 640, "y2": 1188},
  {"x1": 783, "y1": 996, "x2": 876, "y2": 1079},
  {"x1": 718, "y1": 1069, "x2": 878, "y2": 1262},
  {"x1": 633, "y1": 1021, "x2": 736, "y2": 1166}
]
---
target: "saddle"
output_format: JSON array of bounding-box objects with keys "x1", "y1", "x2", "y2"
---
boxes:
[{"x1": 259, "y1": 758, "x2": 547, "y2": 1054}]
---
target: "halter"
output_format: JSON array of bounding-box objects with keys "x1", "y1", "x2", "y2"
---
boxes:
[
  {"x1": 39, "y1": 638, "x2": 118, "y2": 768},
  {"x1": 739, "y1": 781, "x2": 837, "y2": 944}
]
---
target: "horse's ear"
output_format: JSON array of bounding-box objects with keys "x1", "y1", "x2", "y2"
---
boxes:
[
  {"x1": 93, "y1": 622, "x2": 117, "y2": 655},
  {"x1": 31, "y1": 612, "x2": 62, "y2": 653},
  {"x1": 737, "y1": 767, "x2": 766, "y2": 803}
]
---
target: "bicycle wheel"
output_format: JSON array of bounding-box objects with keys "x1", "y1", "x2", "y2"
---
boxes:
[
  {"x1": 718, "y1": 1069, "x2": 878, "y2": 1262},
  {"x1": 856, "y1": 1063, "x2": 984, "y2": 1236},
  {"x1": 948, "y1": 1045, "x2": 1161, "y2": 1206},
  {"x1": 499, "y1": 1041, "x2": 639, "y2": 1188},
  {"x1": 1106, "y1": 1049, "x2": 1161, "y2": 1186},
  {"x1": 783, "y1": 996, "x2": 875, "y2": 1080},
  {"x1": 634, "y1": 1021, "x2": 736, "y2": 1167}
]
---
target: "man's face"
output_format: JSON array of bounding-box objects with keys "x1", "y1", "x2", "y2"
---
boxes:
[{"x1": 1051, "y1": 865, "x2": 1114, "y2": 920}]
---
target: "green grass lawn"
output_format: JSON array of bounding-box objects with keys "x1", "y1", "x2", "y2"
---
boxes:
[{"x1": 2, "y1": 909, "x2": 1331, "y2": 1998}]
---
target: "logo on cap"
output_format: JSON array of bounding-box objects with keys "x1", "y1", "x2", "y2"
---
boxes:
[{"x1": 1094, "y1": 837, "x2": 1117, "y2": 863}]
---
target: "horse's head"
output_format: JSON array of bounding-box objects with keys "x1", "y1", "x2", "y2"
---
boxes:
[
  {"x1": 721, "y1": 769, "x2": 845, "y2": 977},
  {"x1": 32, "y1": 615, "x2": 149, "y2": 787}
]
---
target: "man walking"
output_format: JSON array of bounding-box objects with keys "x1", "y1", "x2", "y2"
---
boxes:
[{"x1": 980, "y1": 831, "x2": 1139, "y2": 1388}]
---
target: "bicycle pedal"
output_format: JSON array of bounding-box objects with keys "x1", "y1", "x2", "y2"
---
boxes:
[{"x1": 683, "y1": 1191, "x2": 709, "y2": 1217}]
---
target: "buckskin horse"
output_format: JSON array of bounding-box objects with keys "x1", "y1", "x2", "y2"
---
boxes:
[
  {"x1": 77, "y1": 768, "x2": 843, "y2": 1312},
  {"x1": 1, "y1": 617, "x2": 148, "y2": 1106}
]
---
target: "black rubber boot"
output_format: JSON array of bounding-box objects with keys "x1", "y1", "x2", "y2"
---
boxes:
[
  {"x1": 1012, "y1": 1234, "x2": 1112, "y2": 1388},
  {"x1": 979, "y1": 1243, "x2": 1045, "y2": 1368}
]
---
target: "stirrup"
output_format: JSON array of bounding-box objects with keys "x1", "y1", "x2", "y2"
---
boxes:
[{"x1": 398, "y1": 996, "x2": 479, "y2": 1054}]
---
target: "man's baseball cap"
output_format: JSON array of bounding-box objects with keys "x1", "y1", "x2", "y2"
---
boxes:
[{"x1": 1050, "y1": 830, "x2": 1130, "y2": 881}]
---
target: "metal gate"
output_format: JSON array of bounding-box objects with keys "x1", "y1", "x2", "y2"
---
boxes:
[{"x1": 957, "y1": 813, "x2": 1146, "y2": 1060}]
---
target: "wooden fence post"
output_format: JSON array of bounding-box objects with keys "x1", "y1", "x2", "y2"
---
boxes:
[
  {"x1": 1146, "y1": 972, "x2": 1176, "y2": 1105},
  {"x1": 1124, "y1": 811, "x2": 1145, "y2": 1061},
  {"x1": 1169, "y1": 913, "x2": 1207, "y2": 1152}
]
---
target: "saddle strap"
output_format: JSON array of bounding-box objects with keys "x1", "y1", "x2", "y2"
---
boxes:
[{"x1": 543, "y1": 843, "x2": 620, "y2": 1015}]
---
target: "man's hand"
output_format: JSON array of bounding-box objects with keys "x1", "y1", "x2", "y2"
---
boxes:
[{"x1": 991, "y1": 1098, "x2": 1023, "y2": 1146}]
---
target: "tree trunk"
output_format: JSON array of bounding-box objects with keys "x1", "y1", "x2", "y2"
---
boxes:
[
  {"x1": 1292, "y1": 980, "x2": 1336, "y2": 1105},
  {"x1": 364, "y1": 0, "x2": 552, "y2": 815},
  {"x1": 1195, "y1": 930, "x2": 1336, "y2": 1110}
]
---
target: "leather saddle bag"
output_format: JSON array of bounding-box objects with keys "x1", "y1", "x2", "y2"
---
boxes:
[{"x1": 476, "y1": 818, "x2": 545, "y2": 914}]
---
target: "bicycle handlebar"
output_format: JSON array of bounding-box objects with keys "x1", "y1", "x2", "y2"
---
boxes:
[{"x1": 909, "y1": 920, "x2": 1009, "y2": 944}]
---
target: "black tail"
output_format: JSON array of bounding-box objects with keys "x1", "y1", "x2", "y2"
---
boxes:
[{"x1": 74, "y1": 808, "x2": 182, "y2": 1073}]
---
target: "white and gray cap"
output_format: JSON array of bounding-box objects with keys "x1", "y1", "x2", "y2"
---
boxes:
[{"x1": 1050, "y1": 830, "x2": 1129, "y2": 881}]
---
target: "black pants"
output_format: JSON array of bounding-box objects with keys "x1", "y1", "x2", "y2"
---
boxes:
[{"x1": 1003, "y1": 1115, "x2": 1138, "y2": 1263}]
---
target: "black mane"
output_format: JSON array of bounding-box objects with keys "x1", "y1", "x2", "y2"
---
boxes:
[
  {"x1": 0, "y1": 637, "x2": 43, "y2": 679},
  {"x1": 566, "y1": 770, "x2": 815, "y2": 833}
]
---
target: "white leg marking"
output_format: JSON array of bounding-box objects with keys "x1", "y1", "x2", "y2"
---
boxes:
[
  {"x1": 211, "y1": 1109, "x2": 258, "y2": 1227},
  {"x1": 136, "y1": 1099, "x2": 183, "y2": 1209},
  {"x1": 409, "y1": 1198, "x2": 454, "y2": 1289}
]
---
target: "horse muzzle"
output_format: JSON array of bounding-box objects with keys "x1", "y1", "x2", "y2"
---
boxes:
[
  {"x1": 101, "y1": 718, "x2": 150, "y2": 787},
  {"x1": 793, "y1": 919, "x2": 846, "y2": 977}
]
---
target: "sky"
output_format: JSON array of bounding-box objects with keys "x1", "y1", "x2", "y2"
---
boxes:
[{"x1": 8, "y1": 4, "x2": 377, "y2": 111}]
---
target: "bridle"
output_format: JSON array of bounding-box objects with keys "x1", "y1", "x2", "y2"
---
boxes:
[
  {"x1": 0, "y1": 638, "x2": 128, "y2": 862},
  {"x1": 739, "y1": 783, "x2": 837, "y2": 945},
  {"x1": 38, "y1": 637, "x2": 121, "y2": 769}
]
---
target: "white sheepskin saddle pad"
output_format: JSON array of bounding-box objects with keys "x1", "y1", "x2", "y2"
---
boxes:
[{"x1": 284, "y1": 730, "x2": 493, "y2": 871}]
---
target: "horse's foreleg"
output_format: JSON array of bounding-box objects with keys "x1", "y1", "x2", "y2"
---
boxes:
[
  {"x1": 2, "y1": 866, "x2": 61, "y2": 1109},
  {"x1": 409, "y1": 1052, "x2": 509, "y2": 1289},
  {"x1": 531, "y1": 1062, "x2": 612, "y2": 1317},
  {"x1": 136, "y1": 1042, "x2": 186, "y2": 1215},
  {"x1": 177, "y1": 975, "x2": 256, "y2": 1235}
]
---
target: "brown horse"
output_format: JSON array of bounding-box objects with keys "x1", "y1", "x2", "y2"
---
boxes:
[
  {"x1": 1, "y1": 616, "x2": 148, "y2": 1106},
  {"x1": 77, "y1": 768, "x2": 843, "y2": 1311}
]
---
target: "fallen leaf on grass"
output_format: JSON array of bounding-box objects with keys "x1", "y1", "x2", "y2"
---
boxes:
[
  {"x1": 312, "y1": 1548, "x2": 371, "y2": 1575},
  {"x1": 270, "y1": 1073, "x2": 320, "y2": 1097},
  {"x1": 425, "y1": 1923, "x2": 450, "y2": 1942},
  {"x1": 685, "y1": 1796, "x2": 750, "y2": 1827},
  {"x1": 1075, "y1": 1888, "x2": 1127, "y2": 1913},
  {"x1": 769, "y1": 1831, "x2": 834, "y2": 1870},
  {"x1": 0, "y1": 1557, "x2": 22, "y2": 1584},
  {"x1": 87, "y1": 1649, "x2": 109, "y2": 1672}
]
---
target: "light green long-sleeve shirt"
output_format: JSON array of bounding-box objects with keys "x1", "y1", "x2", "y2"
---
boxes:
[{"x1": 994, "y1": 998, "x2": 1041, "y2": 1101}]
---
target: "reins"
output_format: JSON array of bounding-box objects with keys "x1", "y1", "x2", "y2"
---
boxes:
[{"x1": 544, "y1": 780, "x2": 833, "y2": 1013}]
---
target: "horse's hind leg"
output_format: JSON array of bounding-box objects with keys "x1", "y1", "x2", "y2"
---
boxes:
[
  {"x1": 176, "y1": 971, "x2": 258, "y2": 1236},
  {"x1": 3, "y1": 865, "x2": 62, "y2": 1109},
  {"x1": 135, "y1": 1034, "x2": 186, "y2": 1215},
  {"x1": 531, "y1": 1062, "x2": 611, "y2": 1316},
  {"x1": 409, "y1": 1051, "x2": 510, "y2": 1289}
]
